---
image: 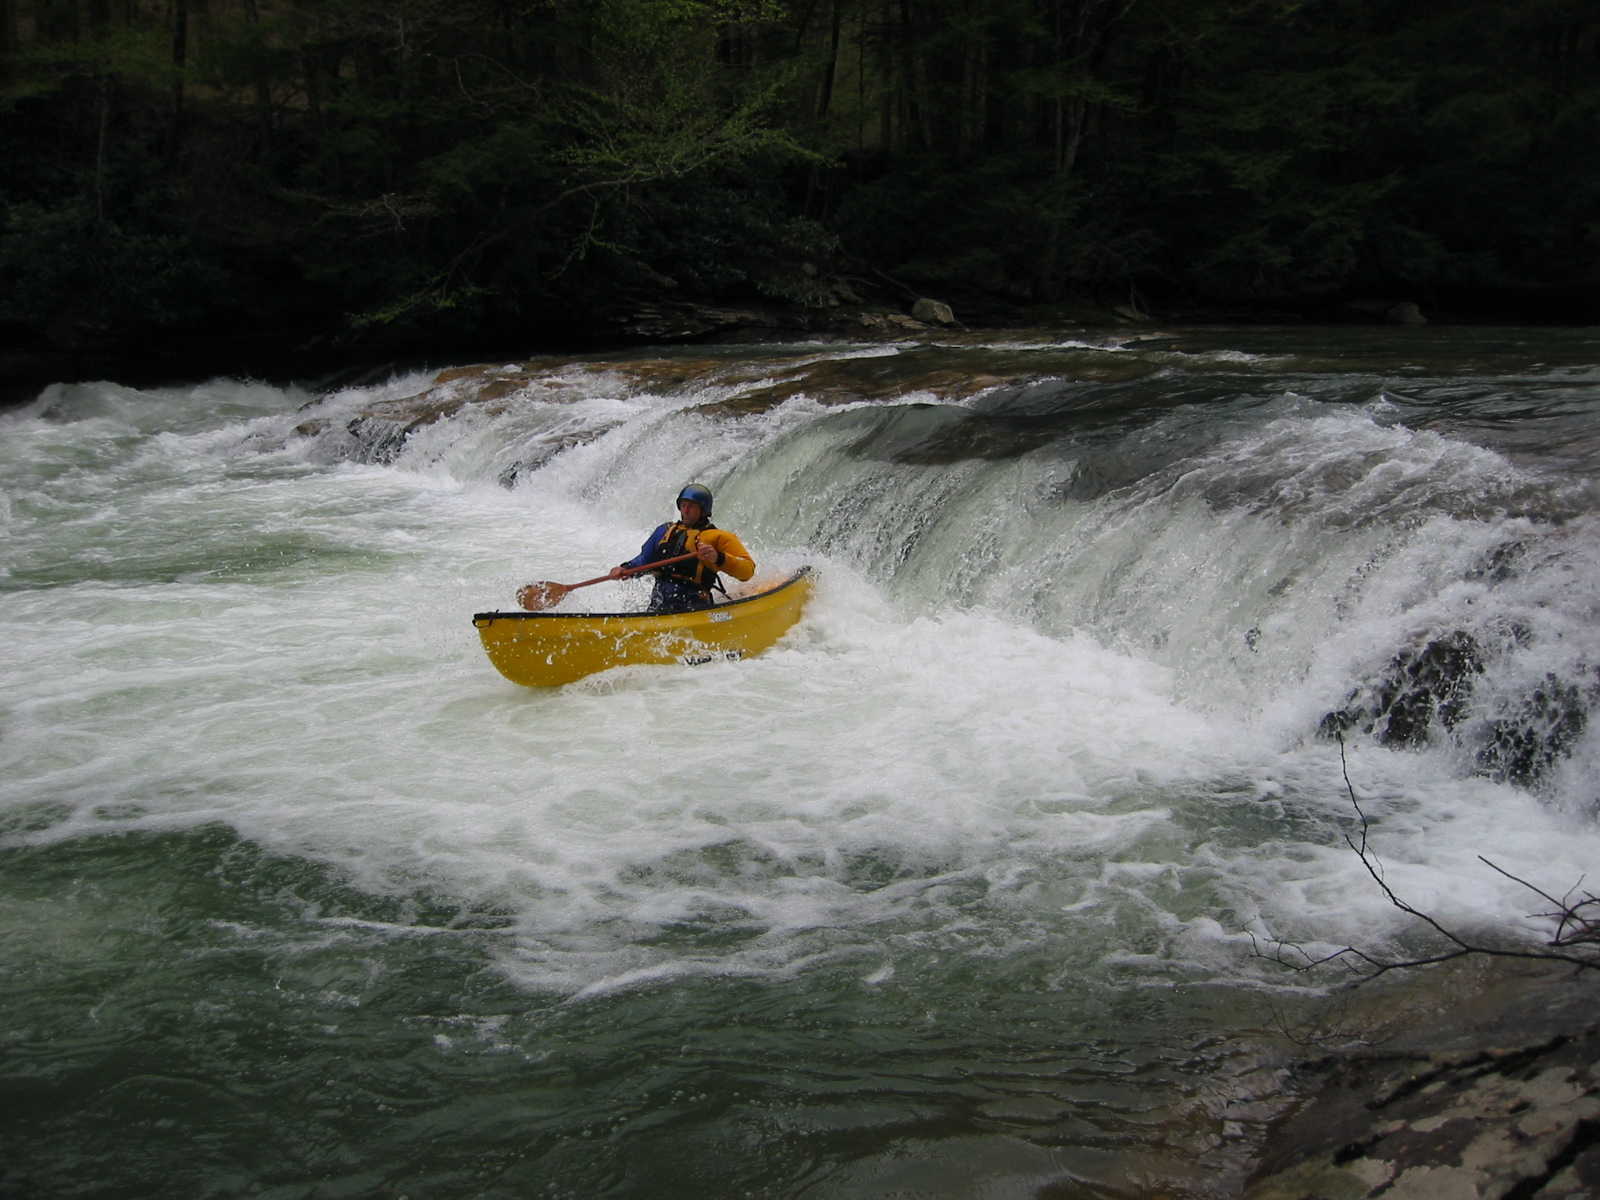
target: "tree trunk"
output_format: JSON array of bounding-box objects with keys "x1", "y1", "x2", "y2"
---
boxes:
[
  {"x1": 1051, "y1": 0, "x2": 1065, "y2": 172},
  {"x1": 240, "y1": 0, "x2": 273, "y2": 155},
  {"x1": 898, "y1": 0, "x2": 933, "y2": 151},
  {"x1": 304, "y1": 46, "x2": 325, "y2": 138},
  {"x1": 817, "y1": 0, "x2": 842, "y2": 119},
  {"x1": 170, "y1": 0, "x2": 188, "y2": 160},
  {"x1": 961, "y1": 23, "x2": 987, "y2": 156},
  {"x1": 878, "y1": 0, "x2": 894, "y2": 149},
  {"x1": 95, "y1": 71, "x2": 110, "y2": 225},
  {"x1": 39, "y1": 0, "x2": 80, "y2": 42},
  {"x1": 0, "y1": 0, "x2": 15, "y2": 64},
  {"x1": 857, "y1": 0, "x2": 869, "y2": 149}
]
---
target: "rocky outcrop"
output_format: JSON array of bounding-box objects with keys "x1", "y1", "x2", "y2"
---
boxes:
[
  {"x1": 1320, "y1": 632, "x2": 1484, "y2": 748},
  {"x1": 285, "y1": 340, "x2": 1026, "y2": 465},
  {"x1": 1339, "y1": 299, "x2": 1429, "y2": 325},
  {"x1": 293, "y1": 392, "x2": 478, "y2": 464},
  {"x1": 1320, "y1": 632, "x2": 1597, "y2": 791},
  {"x1": 595, "y1": 296, "x2": 968, "y2": 343},
  {"x1": 1386, "y1": 301, "x2": 1428, "y2": 326},
  {"x1": 910, "y1": 297, "x2": 958, "y2": 326},
  {"x1": 603, "y1": 300, "x2": 815, "y2": 342},
  {"x1": 1246, "y1": 962, "x2": 1600, "y2": 1199},
  {"x1": 1477, "y1": 670, "x2": 1599, "y2": 789}
]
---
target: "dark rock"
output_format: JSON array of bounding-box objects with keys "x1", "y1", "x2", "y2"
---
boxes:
[
  {"x1": 1321, "y1": 635, "x2": 1598, "y2": 789},
  {"x1": 1245, "y1": 963, "x2": 1600, "y2": 1199},
  {"x1": 910, "y1": 297, "x2": 958, "y2": 326},
  {"x1": 1477, "y1": 670, "x2": 1598, "y2": 789},
  {"x1": 1338, "y1": 299, "x2": 1429, "y2": 325},
  {"x1": 1321, "y1": 631, "x2": 1483, "y2": 748},
  {"x1": 343, "y1": 416, "x2": 413, "y2": 465},
  {"x1": 600, "y1": 299, "x2": 817, "y2": 342},
  {"x1": 1465, "y1": 539, "x2": 1530, "y2": 587}
]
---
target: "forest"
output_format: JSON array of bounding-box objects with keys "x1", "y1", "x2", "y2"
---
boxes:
[{"x1": 2, "y1": 0, "x2": 1597, "y2": 390}]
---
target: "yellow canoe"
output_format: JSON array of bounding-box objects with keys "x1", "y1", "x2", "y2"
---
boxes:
[{"x1": 472, "y1": 567, "x2": 813, "y2": 687}]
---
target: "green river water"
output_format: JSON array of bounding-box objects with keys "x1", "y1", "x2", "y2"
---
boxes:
[{"x1": 4, "y1": 326, "x2": 1599, "y2": 1197}]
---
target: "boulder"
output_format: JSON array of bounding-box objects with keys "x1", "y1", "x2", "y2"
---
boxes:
[
  {"x1": 1385, "y1": 300, "x2": 1428, "y2": 325},
  {"x1": 1320, "y1": 631, "x2": 1483, "y2": 748},
  {"x1": 1319, "y1": 633, "x2": 1598, "y2": 789},
  {"x1": 1477, "y1": 670, "x2": 1597, "y2": 788},
  {"x1": 910, "y1": 297, "x2": 958, "y2": 326},
  {"x1": 1340, "y1": 298, "x2": 1428, "y2": 325}
]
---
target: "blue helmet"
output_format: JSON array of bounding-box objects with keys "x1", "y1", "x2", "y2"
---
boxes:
[{"x1": 676, "y1": 483, "x2": 713, "y2": 517}]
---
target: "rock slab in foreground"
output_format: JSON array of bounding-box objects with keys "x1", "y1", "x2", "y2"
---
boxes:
[{"x1": 1246, "y1": 964, "x2": 1600, "y2": 1199}]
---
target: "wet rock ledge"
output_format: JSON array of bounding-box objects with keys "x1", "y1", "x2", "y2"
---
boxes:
[{"x1": 1244, "y1": 961, "x2": 1600, "y2": 1199}]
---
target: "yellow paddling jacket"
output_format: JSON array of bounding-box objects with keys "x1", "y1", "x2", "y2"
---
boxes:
[{"x1": 623, "y1": 520, "x2": 756, "y2": 610}]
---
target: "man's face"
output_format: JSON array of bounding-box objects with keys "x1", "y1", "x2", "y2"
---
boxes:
[{"x1": 678, "y1": 499, "x2": 704, "y2": 524}]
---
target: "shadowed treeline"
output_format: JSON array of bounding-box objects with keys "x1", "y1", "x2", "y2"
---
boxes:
[{"x1": 2, "y1": 0, "x2": 1596, "y2": 386}]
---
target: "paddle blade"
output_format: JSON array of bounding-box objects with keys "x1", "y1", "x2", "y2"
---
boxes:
[{"x1": 517, "y1": 581, "x2": 569, "y2": 611}]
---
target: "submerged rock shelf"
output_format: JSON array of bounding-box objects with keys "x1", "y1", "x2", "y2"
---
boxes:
[{"x1": 1244, "y1": 960, "x2": 1600, "y2": 1198}]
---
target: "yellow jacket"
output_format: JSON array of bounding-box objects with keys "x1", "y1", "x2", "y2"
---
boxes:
[
  {"x1": 624, "y1": 521, "x2": 756, "y2": 592},
  {"x1": 688, "y1": 526, "x2": 756, "y2": 584}
]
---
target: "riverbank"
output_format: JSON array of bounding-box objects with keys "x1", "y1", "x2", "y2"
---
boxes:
[
  {"x1": 1242, "y1": 956, "x2": 1600, "y2": 1198},
  {"x1": 0, "y1": 294, "x2": 1095, "y2": 408},
  {"x1": 11, "y1": 284, "x2": 1582, "y2": 412}
]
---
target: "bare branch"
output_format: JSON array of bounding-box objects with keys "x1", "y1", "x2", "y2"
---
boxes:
[{"x1": 1251, "y1": 732, "x2": 1599, "y2": 982}]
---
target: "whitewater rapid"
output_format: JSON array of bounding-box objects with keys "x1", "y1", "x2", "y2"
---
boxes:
[{"x1": 5, "y1": 338, "x2": 1597, "y2": 1013}]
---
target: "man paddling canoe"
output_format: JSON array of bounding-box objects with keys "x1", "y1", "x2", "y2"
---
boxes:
[{"x1": 609, "y1": 483, "x2": 755, "y2": 613}]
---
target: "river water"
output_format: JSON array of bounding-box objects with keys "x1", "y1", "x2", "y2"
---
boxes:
[{"x1": 3, "y1": 326, "x2": 1598, "y2": 1197}]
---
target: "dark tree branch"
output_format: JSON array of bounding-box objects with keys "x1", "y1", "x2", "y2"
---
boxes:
[{"x1": 1253, "y1": 733, "x2": 1599, "y2": 982}]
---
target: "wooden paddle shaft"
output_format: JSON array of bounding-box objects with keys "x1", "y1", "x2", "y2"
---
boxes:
[{"x1": 517, "y1": 552, "x2": 701, "y2": 610}]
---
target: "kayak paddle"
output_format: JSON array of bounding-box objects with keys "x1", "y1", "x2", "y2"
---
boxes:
[{"x1": 516, "y1": 552, "x2": 700, "y2": 611}]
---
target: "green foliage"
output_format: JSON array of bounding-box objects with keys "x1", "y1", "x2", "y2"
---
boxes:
[
  {"x1": 604, "y1": 168, "x2": 843, "y2": 304},
  {"x1": 555, "y1": 78, "x2": 810, "y2": 190},
  {"x1": 2, "y1": 0, "x2": 1596, "y2": 369},
  {"x1": 0, "y1": 196, "x2": 228, "y2": 334},
  {"x1": 1, "y1": 26, "x2": 175, "y2": 100},
  {"x1": 420, "y1": 122, "x2": 560, "y2": 205}
]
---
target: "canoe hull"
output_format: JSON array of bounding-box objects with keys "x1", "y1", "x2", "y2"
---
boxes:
[{"x1": 472, "y1": 567, "x2": 812, "y2": 687}]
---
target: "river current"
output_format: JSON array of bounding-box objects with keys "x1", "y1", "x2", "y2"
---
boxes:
[{"x1": 3, "y1": 326, "x2": 1598, "y2": 1197}]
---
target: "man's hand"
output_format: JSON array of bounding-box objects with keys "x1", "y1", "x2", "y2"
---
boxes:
[{"x1": 695, "y1": 543, "x2": 719, "y2": 565}]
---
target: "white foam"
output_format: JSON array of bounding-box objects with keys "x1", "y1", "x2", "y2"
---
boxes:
[{"x1": 3, "y1": 366, "x2": 1596, "y2": 1000}]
